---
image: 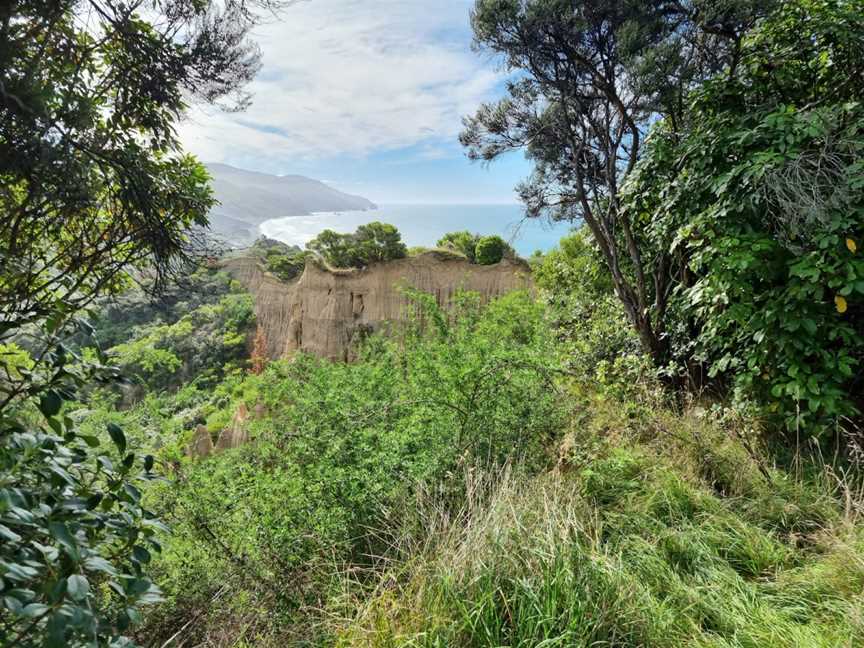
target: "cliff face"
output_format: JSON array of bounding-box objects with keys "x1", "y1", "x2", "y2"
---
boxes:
[{"x1": 221, "y1": 252, "x2": 533, "y2": 361}]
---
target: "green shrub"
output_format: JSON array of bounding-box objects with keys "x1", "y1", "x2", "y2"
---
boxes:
[
  {"x1": 139, "y1": 289, "x2": 567, "y2": 644},
  {"x1": 623, "y1": 0, "x2": 864, "y2": 432},
  {"x1": 307, "y1": 222, "x2": 407, "y2": 268},
  {"x1": 108, "y1": 292, "x2": 254, "y2": 392},
  {"x1": 474, "y1": 235, "x2": 508, "y2": 265},
  {"x1": 336, "y1": 403, "x2": 862, "y2": 648},
  {"x1": 535, "y1": 228, "x2": 643, "y2": 388},
  {"x1": 263, "y1": 248, "x2": 310, "y2": 281},
  {"x1": 437, "y1": 230, "x2": 481, "y2": 262}
]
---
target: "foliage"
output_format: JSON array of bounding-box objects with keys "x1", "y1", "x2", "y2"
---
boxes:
[
  {"x1": 263, "y1": 249, "x2": 312, "y2": 282},
  {"x1": 437, "y1": 231, "x2": 515, "y2": 264},
  {"x1": 83, "y1": 269, "x2": 242, "y2": 351},
  {"x1": 307, "y1": 222, "x2": 408, "y2": 268},
  {"x1": 474, "y1": 235, "x2": 508, "y2": 265},
  {"x1": 437, "y1": 231, "x2": 481, "y2": 262},
  {"x1": 248, "y1": 237, "x2": 310, "y2": 282},
  {"x1": 108, "y1": 293, "x2": 255, "y2": 393},
  {"x1": 137, "y1": 290, "x2": 567, "y2": 645},
  {"x1": 0, "y1": 2, "x2": 275, "y2": 644},
  {"x1": 336, "y1": 398, "x2": 863, "y2": 648},
  {"x1": 624, "y1": 0, "x2": 864, "y2": 430},
  {"x1": 462, "y1": 0, "x2": 775, "y2": 362},
  {"x1": 0, "y1": 323, "x2": 164, "y2": 648},
  {"x1": 0, "y1": 0, "x2": 279, "y2": 329},
  {"x1": 534, "y1": 229, "x2": 642, "y2": 387}
]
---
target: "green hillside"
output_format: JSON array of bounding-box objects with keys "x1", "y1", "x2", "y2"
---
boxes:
[{"x1": 2, "y1": 1, "x2": 864, "y2": 647}]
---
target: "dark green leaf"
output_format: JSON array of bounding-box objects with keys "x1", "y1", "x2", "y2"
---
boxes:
[{"x1": 106, "y1": 423, "x2": 126, "y2": 454}]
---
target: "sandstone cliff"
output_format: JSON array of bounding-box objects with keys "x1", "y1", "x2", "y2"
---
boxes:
[{"x1": 221, "y1": 251, "x2": 533, "y2": 361}]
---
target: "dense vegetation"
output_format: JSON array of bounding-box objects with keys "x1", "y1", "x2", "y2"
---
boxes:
[
  {"x1": 306, "y1": 222, "x2": 408, "y2": 269},
  {"x1": 436, "y1": 231, "x2": 515, "y2": 264},
  {"x1": 2, "y1": 1, "x2": 864, "y2": 647},
  {"x1": 56, "y1": 247, "x2": 863, "y2": 647},
  {"x1": 0, "y1": 1, "x2": 276, "y2": 645},
  {"x1": 465, "y1": 0, "x2": 864, "y2": 433}
]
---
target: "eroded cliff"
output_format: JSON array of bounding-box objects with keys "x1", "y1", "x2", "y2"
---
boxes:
[{"x1": 221, "y1": 251, "x2": 533, "y2": 361}]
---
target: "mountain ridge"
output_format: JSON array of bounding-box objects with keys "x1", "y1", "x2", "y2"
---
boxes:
[{"x1": 204, "y1": 163, "x2": 377, "y2": 246}]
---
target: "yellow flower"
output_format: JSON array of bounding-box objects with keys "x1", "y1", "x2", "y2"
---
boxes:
[
  {"x1": 835, "y1": 295, "x2": 848, "y2": 314},
  {"x1": 847, "y1": 238, "x2": 857, "y2": 253}
]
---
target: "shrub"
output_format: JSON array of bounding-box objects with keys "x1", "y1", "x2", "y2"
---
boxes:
[
  {"x1": 264, "y1": 248, "x2": 311, "y2": 281},
  {"x1": 624, "y1": 0, "x2": 864, "y2": 432},
  {"x1": 307, "y1": 222, "x2": 407, "y2": 268},
  {"x1": 535, "y1": 229, "x2": 642, "y2": 388},
  {"x1": 474, "y1": 235, "x2": 508, "y2": 265},
  {"x1": 336, "y1": 401, "x2": 862, "y2": 648},
  {"x1": 437, "y1": 231, "x2": 481, "y2": 262},
  {"x1": 139, "y1": 289, "x2": 567, "y2": 644},
  {"x1": 108, "y1": 293, "x2": 255, "y2": 392}
]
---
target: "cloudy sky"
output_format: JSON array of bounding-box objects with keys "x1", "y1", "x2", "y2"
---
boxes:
[{"x1": 178, "y1": 0, "x2": 531, "y2": 204}]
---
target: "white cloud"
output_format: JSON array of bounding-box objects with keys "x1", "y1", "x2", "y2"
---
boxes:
[{"x1": 178, "y1": 0, "x2": 500, "y2": 168}]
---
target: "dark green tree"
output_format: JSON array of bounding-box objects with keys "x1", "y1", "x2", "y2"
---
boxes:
[
  {"x1": 354, "y1": 222, "x2": 408, "y2": 264},
  {"x1": 475, "y1": 235, "x2": 508, "y2": 265},
  {"x1": 461, "y1": 0, "x2": 775, "y2": 362},
  {"x1": 0, "y1": 1, "x2": 280, "y2": 645},
  {"x1": 0, "y1": 0, "x2": 275, "y2": 330},
  {"x1": 307, "y1": 229, "x2": 357, "y2": 268},
  {"x1": 622, "y1": 0, "x2": 864, "y2": 429},
  {"x1": 307, "y1": 222, "x2": 407, "y2": 268},
  {"x1": 437, "y1": 230, "x2": 481, "y2": 262}
]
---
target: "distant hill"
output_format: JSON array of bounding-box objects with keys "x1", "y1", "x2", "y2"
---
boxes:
[{"x1": 205, "y1": 163, "x2": 377, "y2": 246}]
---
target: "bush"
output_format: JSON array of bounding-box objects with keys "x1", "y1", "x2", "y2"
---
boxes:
[
  {"x1": 474, "y1": 235, "x2": 508, "y2": 265},
  {"x1": 264, "y1": 248, "x2": 311, "y2": 281},
  {"x1": 108, "y1": 292, "x2": 255, "y2": 393},
  {"x1": 623, "y1": 0, "x2": 864, "y2": 432},
  {"x1": 437, "y1": 231, "x2": 481, "y2": 262},
  {"x1": 535, "y1": 229, "x2": 642, "y2": 388},
  {"x1": 307, "y1": 222, "x2": 407, "y2": 268},
  {"x1": 138, "y1": 290, "x2": 567, "y2": 644},
  {"x1": 83, "y1": 268, "x2": 241, "y2": 350},
  {"x1": 336, "y1": 400, "x2": 862, "y2": 648},
  {"x1": 0, "y1": 321, "x2": 164, "y2": 648}
]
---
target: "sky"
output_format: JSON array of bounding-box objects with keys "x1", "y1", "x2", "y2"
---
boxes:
[{"x1": 178, "y1": 0, "x2": 532, "y2": 204}]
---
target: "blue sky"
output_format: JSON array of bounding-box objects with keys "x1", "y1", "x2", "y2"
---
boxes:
[{"x1": 178, "y1": 0, "x2": 531, "y2": 204}]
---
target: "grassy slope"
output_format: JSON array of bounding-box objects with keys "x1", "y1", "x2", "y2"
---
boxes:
[
  {"x1": 335, "y1": 398, "x2": 864, "y2": 647},
  {"x1": 103, "y1": 286, "x2": 864, "y2": 647}
]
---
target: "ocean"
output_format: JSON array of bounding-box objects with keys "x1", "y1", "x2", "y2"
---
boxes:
[{"x1": 258, "y1": 203, "x2": 576, "y2": 256}]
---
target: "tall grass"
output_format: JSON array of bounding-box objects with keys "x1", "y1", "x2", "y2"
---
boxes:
[{"x1": 333, "y1": 401, "x2": 864, "y2": 648}]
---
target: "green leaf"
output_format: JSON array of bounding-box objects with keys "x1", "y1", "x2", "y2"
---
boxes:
[
  {"x1": 21, "y1": 602, "x2": 50, "y2": 618},
  {"x1": 0, "y1": 524, "x2": 22, "y2": 543},
  {"x1": 39, "y1": 390, "x2": 63, "y2": 418},
  {"x1": 132, "y1": 546, "x2": 151, "y2": 565},
  {"x1": 48, "y1": 522, "x2": 80, "y2": 562},
  {"x1": 66, "y1": 574, "x2": 89, "y2": 601},
  {"x1": 79, "y1": 435, "x2": 101, "y2": 448},
  {"x1": 83, "y1": 556, "x2": 117, "y2": 576},
  {"x1": 106, "y1": 423, "x2": 126, "y2": 454}
]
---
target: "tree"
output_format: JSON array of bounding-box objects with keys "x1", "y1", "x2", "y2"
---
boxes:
[
  {"x1": 354, "y1": 222, "x2": 408, "y2": 264},
  {"x1": 306, "y1": 222, "x2": 407, "y2": 268},
  {"x1": 438, "y1": 231, "x2": 481, "y2": 262},
  {"x1": 0, "y1": 1, "x2": 280, "y2": 645},
  {"x1": 622, "y1": 0, "x2": 864, "y2": 429},
  {"x1": 437, "y1": 231, "x2": 515, "y2": 264},
  {"x1": 475, "y1": 235, "x2": 508, "y2": 265},
  {"x1": 0, "y1": 0, "x2": 277, "y2": 332},
  {"x1": 307, "y1": 229, "x2": 356, "y2": 268},
  {"x1": 461, "y1": 0, "x2": 775, "y2": 363}
]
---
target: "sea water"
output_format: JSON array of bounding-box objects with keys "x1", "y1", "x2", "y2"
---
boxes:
[{"x1": 259, "y1": 203, "x2": 575, "y2": 256}]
